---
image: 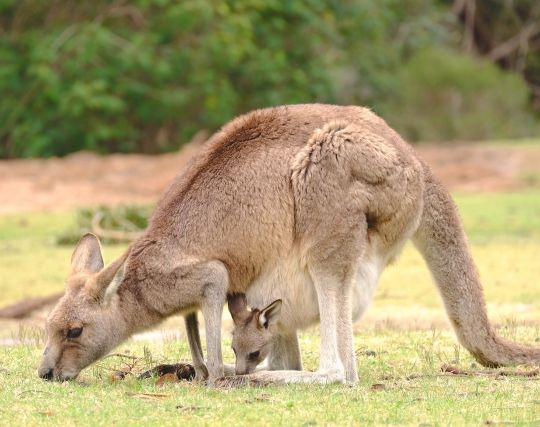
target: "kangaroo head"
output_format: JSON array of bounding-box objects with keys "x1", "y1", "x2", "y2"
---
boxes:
[
  {"x1": 227, "y1": 294, "x2": 282, "y2": 375},
  {"x1": 38, "y1": 233, "x2": 130, "y2": 381}
]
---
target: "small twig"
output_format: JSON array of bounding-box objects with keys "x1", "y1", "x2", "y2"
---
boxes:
[
  {"x1": 103, "y1": 353, "x2": 140, "y2": 361},
  {"x1": 441, "y1": 364, "x2": 471, "y2": 376},
  {"x1": 91, "y1": 211, "x2": 143, "y2": 242},
  {"x1": 126, "y1": 392, "x2": 169, "y2": 399}
]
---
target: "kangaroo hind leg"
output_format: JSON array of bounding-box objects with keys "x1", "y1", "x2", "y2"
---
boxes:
[
  {"x1": 267, "y1": 331, "x2": 303, "y2": 371},
  {"x1": 308, "y1": 233, "x2": 364, "y2": 384}
]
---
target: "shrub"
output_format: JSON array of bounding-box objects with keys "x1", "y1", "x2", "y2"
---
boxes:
[
  {"x1": 377, "y1": 48, "x2": 539, "y2": 142},
  {"x1": 0, "y1": 1, "x2": 537, "y2": 157}
]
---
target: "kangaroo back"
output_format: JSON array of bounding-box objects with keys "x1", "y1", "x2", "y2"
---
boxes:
[{"x1": 414, "y1": 165, "x2": 540, "y2": 367}]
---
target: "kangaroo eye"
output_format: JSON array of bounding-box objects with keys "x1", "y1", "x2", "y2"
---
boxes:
[
  {"x1": 67, "y1": 327, "x2": 83, "y2": 339},
  {"x1": 248, "y1": 351, "x2": 260, "y2": 361}
]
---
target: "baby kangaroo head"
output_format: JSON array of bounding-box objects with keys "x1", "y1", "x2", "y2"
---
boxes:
[
  {"x1": 38, "y1": 233, "x2": 130, "y2": 381},
  {"x1": 227, "y1": 294, "x2": 282, "y2": 375}
]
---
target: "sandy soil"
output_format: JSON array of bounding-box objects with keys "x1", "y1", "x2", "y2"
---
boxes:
[{"x1": 1, "y1": 142, "x2": 539, "y2": 214}]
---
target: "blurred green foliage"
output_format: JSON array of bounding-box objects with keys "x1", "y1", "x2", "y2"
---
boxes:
[
  {"x1": 379, "y1": 49, "x2": 538, "y2": 141},
  {"x1": 0, "y1": 0, "x2": 538, "y2": 158}
]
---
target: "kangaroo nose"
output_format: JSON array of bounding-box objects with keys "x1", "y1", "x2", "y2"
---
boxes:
[
  {"x1": 39, "y1": 368, "x2": 54, "y2": 381},
  {"x1": 235, "y1": 366, "x2": 248, "y2": 375}
]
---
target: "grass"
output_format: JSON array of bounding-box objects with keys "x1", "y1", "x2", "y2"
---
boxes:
[
  {"x1": 470, "y1": 137, "x2": 540, "y2": 148},
  {"x1": 453, "y1": 192, "x2": 540, "y2": 242},
  {"x1": 3, "y1": 330, "x2": 540, "y2": 426},
  {"x1": 1, "y1": 190, "x2": 540, "y2": 425}
]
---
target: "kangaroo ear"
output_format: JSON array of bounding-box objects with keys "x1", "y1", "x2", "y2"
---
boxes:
[
  {"x1": 258, "y1": 299, "x2": 282, "y2": 329},
  {"x1": 87, "y1": 248, "x2": 131, "y2": 302},
  {"x1": 71, "y1": 233, "x2": 104, "y2": 274},
  {"x1": 227, "y1": 293, "x2": 248, "y2": 325}
]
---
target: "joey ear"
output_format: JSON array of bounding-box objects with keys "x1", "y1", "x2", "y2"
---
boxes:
[
  {"x1": 227, "y1": 293, "x2": 248, "y2": 325},
  {"x1": 258, "y1": 299, "x2": 282, "y2": 329},
  {"x1": 88, "y1": 248, "x2": 131, "y2": 301},
  {"x1": 71, "y1": 233, "x2": 104, "y2": 274}
]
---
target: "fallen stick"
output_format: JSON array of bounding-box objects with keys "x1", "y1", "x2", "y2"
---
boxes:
[
  {"x1": 441, "y1": 363, "x2": 540, "y2": 378},
  {"x1": 0, "y1": 292, "x2": 63, "y2": 319}
]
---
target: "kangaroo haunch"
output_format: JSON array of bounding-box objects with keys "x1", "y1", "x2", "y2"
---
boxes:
[{"x1": 39, "y1": 104, "x2": 540, "y2": 384}]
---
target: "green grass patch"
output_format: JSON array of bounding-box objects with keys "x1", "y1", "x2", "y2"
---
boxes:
[
  {"x1": 2, "y1": 329, "x2": 540, "y2": 426},
  {"x1": 378, "y1": 239, "x2": 540, "y2": 311},
  {"x1": 454, "y1": 192, "x2": 540, "y2": 242},
  {"x1": 465, "y1": 137, "x2": 540, "y2": 148}
]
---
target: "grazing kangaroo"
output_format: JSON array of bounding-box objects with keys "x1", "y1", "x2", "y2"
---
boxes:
[
  {"x1": 38, "y1": 236, "x2": 210, "y2": 381},
  {"x1": 39, "y1": 104, "x2": 540, "y2": 384}
]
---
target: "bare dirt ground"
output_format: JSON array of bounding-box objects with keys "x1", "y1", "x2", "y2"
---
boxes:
[{"x1": 1, "y1": 142, "x2": 539, "y2": 214}]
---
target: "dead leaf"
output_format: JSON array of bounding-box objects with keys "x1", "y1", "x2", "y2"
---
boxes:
[
  {"x1": 441, "y1": 364, "x2": 469, "y2": 375},
  {"x1": 371, "y1": 383, "x2": 386, "y2": 391},
  {"x1": 244, "y1": 393, "x2": 272, "y2": 404},
  {"x1": 109, "y1": 371, "x2": 129, "y2": 383}
]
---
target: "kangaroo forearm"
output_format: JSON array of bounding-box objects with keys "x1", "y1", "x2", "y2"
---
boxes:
[{"x1": 184, "y1": 313, "x2": 205, "y2": 365}]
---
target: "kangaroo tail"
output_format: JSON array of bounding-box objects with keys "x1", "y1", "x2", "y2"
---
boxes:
[{"x1": 413, "y1": 166, "x2": 540, "y2": 367}]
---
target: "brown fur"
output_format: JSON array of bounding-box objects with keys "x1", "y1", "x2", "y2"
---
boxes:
[{"x1": 39, "y1": 104, "x2": 540, "y2": 384}]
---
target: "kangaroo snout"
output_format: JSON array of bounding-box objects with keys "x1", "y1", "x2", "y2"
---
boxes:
[
  {"x1": 38, "y1": 348, "x2": 81, "y2": 382},
  {"x1": 235, "y1": 362, "x2": 249, "y2": 376},
  {"x1": 38, "y1": 367, "x2": 54, "y2": 381},
  {"x1": 37, "y1": 365, "x2": 79, "y2": 382}
]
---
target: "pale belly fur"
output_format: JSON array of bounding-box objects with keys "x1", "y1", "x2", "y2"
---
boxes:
[{"x1": 246, "y1": 249, "x2": 386, "y2": 332}]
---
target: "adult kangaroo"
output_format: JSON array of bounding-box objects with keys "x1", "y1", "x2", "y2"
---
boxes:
[{"x1": 39, "y1": 104, "x2": 540, "y2": 384}]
